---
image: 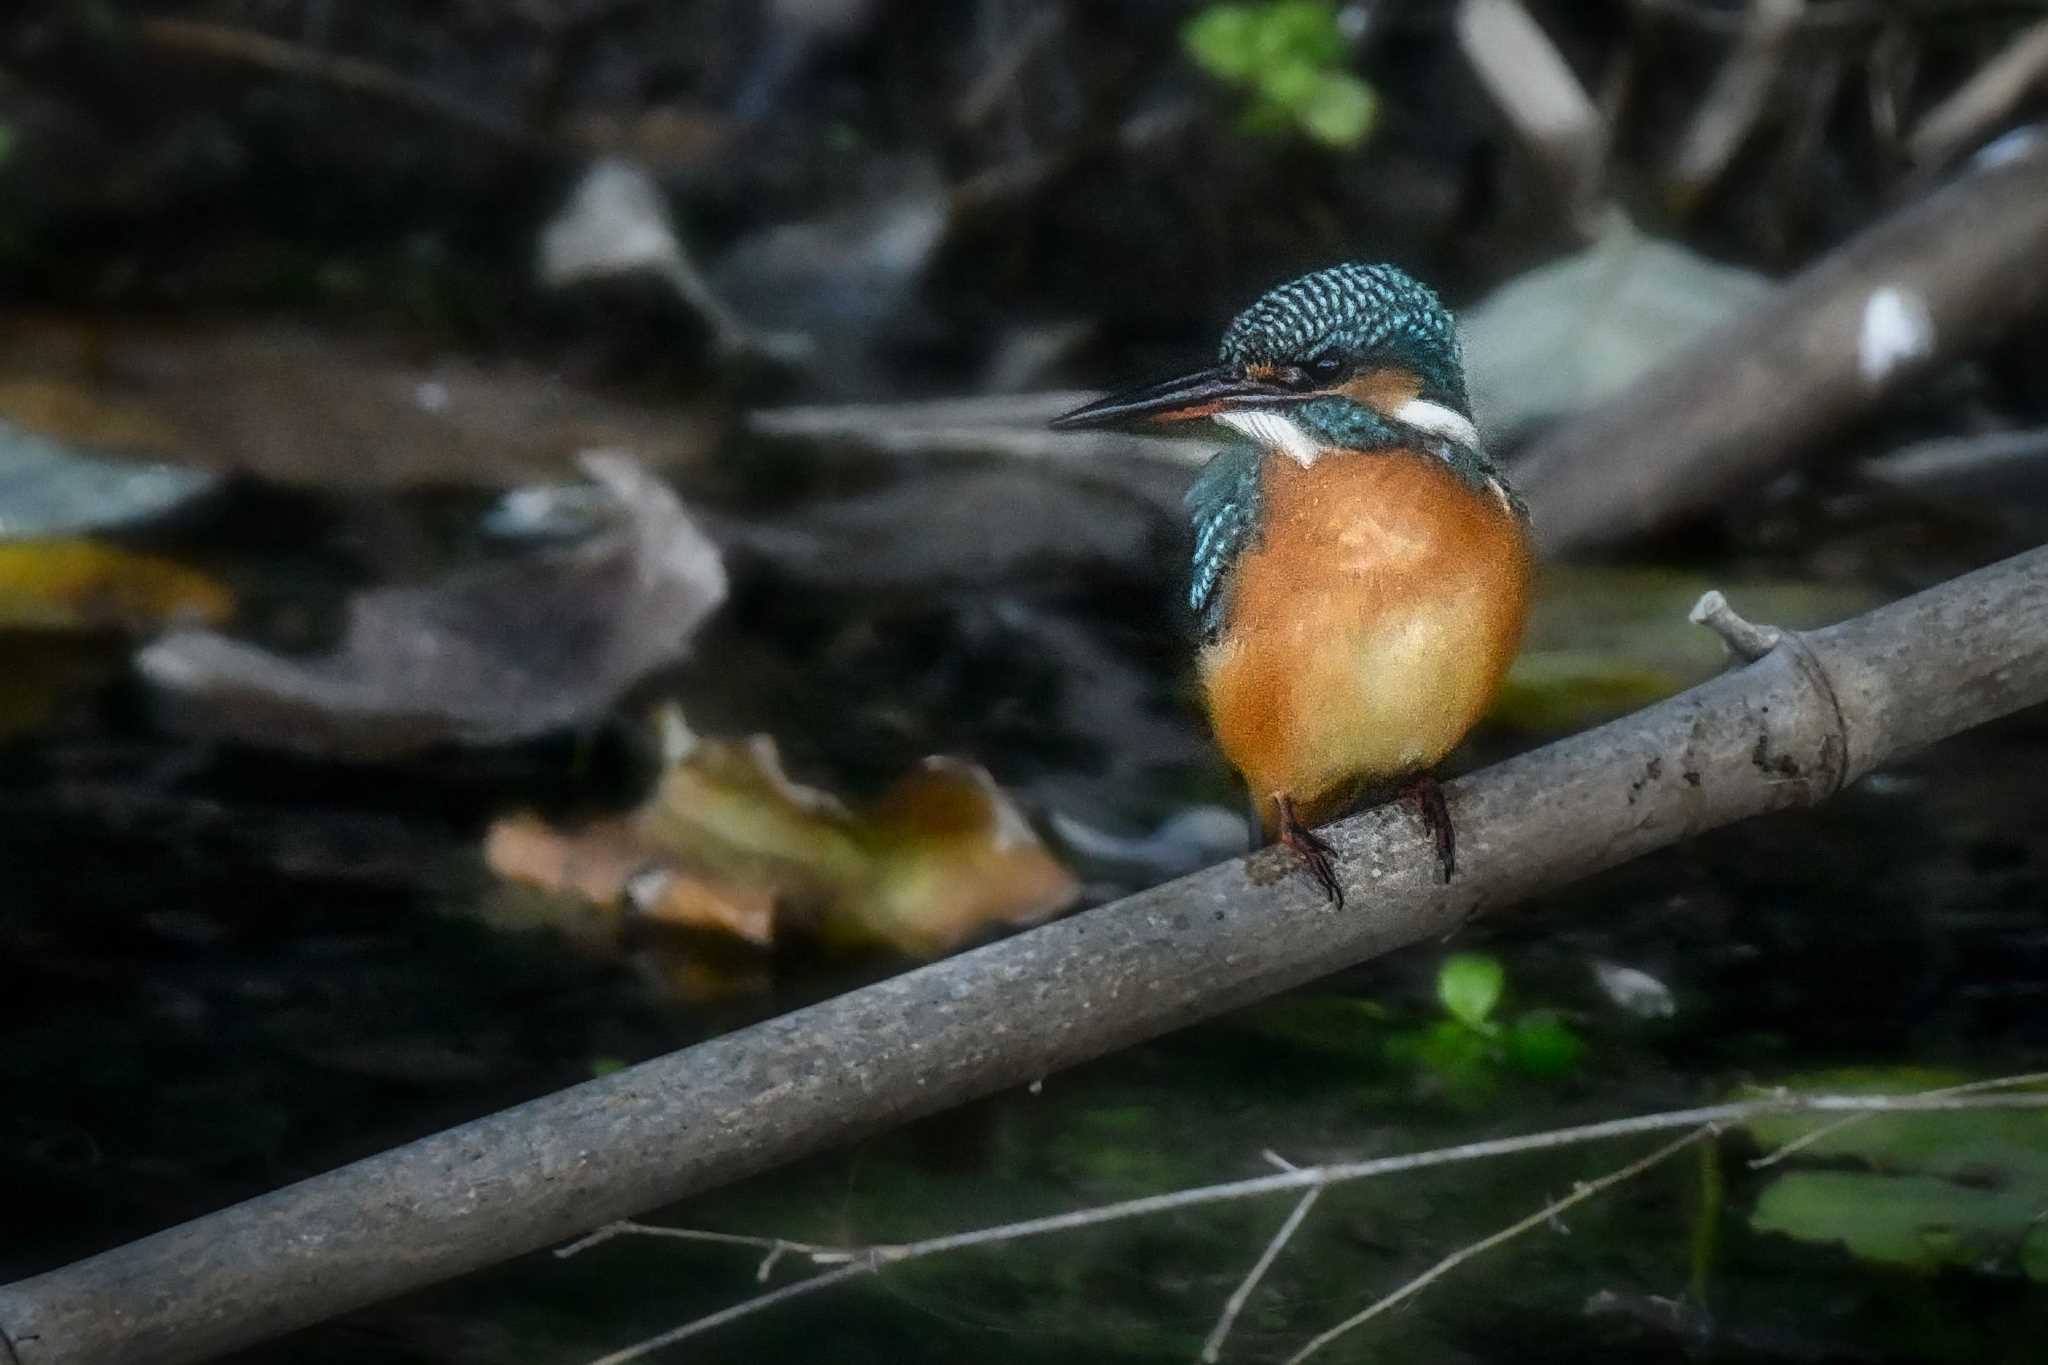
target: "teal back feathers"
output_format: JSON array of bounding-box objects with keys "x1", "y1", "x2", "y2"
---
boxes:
[{"x1": 1186, "y1": 442, "x2": 1262, "y2": 643}]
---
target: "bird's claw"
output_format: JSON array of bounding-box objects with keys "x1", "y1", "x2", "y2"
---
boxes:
[
  {"x1": 1275, "y1": 794, "x2": 1345, "y2": 908},
  {"x1": 1402, "y1": 773, "x2": 1456, "y2": 883}
]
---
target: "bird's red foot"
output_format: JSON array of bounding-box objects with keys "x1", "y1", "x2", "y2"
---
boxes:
[
  {"x1": 1402, "y1": 773, "x2": 1455, "y2": 883},
  {"x1": 1274, "y1": 793, "x2": 1344, "y2": 908}
]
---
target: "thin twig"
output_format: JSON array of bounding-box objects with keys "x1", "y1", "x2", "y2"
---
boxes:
[
  {"x1": 1630, "y1": 0, "x2": 1881, "y2": 33},
  {"x1": 584, "y1": 1260, "x2": 878, "y2": 1365},
  {"x1": 1747, "y1": 1070, "x2": 2048, "y2": 1169},
  {"x1": 135, "y1": 18, "x2": 547, "y2": 152},
  {"x1": 1280, "y1": 1127, "x2": 1716, "y2": 1364},
  {"x1": 554, "y1": 1219, "x2": 838, "y2": 1261},
  {"x1": 577, "y1": 1087, "x2": 2048, "y2": 1365},
  {"x1": 1201, "y1": 1182, "x2": 1323, "y2": 1363},
  {"x1": 956, "y1": 7, "x2": 1064, "y2": 129},
  {"x1": 1456, "y1": 0, "x2": 1606, "y2": 225},
  {"x1": 1908, "y1": 16, "x2": 2048, "y2": 167},
  {"x1": 1667, "y1": 0, "x2": 1804, "y2": 207},
  {"x1": 1861, "y1": 425, "x2": 2048, "y2": 499}
]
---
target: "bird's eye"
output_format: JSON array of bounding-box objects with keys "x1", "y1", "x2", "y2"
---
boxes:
[{"x1": 1304, "y1": 355, "x2": 1345, "y2": 383}]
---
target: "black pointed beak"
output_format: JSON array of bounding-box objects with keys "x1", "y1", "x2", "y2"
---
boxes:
[{"x1": 1048, "y1": 365, "x2": 1296, "y2": 431}]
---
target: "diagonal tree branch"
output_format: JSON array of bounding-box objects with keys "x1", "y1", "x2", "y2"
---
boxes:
[
  {"x1": 2, "y1": 545, "x2": 2046, "y2": 1365},
  {"x1": 1517, "y1": 143, "x2": 2048, "y2": 554}
]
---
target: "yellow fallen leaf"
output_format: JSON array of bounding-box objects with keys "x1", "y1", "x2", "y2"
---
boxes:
[
  {"x1": 0, "y1": 539, "x2": 233, "y2": 632},
  {"x1": 634, "y1": 733, "x2": 866, "y2": 901},
  {"x1": 478, "y1": 720, "x2": 1080, "y2": 970},
  {"x1": 845, "y1": 757, "x2": 1082, "y2": 958},
  {"x1": 637, "y1": 734, "x2": 1079, "y2": 957}
]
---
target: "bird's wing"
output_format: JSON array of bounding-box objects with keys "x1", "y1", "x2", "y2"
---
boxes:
[{"x1": 1185, "y1": 440, "x2": 1264, "y2": 643}]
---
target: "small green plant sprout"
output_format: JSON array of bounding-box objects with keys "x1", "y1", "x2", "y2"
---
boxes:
[
  {"x1": 1387, "y1": 952, "x2": 1586, "y2": 1098},
  {"x1": 1438, "y1": 951, "x2": 1504, "y2": 1034},
  {"x1": 1182, "y1": 1, "x2": 1378, "y2": 149}
]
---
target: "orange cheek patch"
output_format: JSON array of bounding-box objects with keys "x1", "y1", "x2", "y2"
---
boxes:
[
  {"x1": 1333, "y1": 367, "x2": 1421, "y2": 413},
  {"x1": 1147, "y1": 402, "x2": 1226, "y2": 423}
]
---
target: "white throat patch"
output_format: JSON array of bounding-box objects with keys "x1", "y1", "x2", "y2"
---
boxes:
[
  {"x1": 1217, "y1": 410, "x2": 1327, "y2": 466},
  {"x1": 1219, "y1": 400, "x2": 1480, "y2": 467},
  {"x1": 1392, "y1": 398, "x2": 1480, "y2": 449}
]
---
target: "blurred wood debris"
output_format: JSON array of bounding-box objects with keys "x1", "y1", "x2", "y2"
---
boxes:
[
  {"x1": 748, "y1": 391, "x2": 1210, "y2": 470},
  {"x1": 1516, "y1": 141, "x2": 2048, "y2": 553},
  {"x1": 1665, "y1": 0, "x2": 1804, "y2": 211},
  {"x1": 1907, "y1": 16, "x2": 2048, "y2": 169},
  {"x1": 540, "y1": 158, "x2": 813, "y2": 366},
  {"x1": 1456, "y1": 0, "x2": 1606, "y2": 230},
  {"x1": 136, "y1": 453, "x2": 725, "y2": 758},
  {"x1": 134, "y1": 16, "x2": 550, "y2": 153},
  {"x1": 0, "y1": 319, "x2": 721, "y2": 488}
]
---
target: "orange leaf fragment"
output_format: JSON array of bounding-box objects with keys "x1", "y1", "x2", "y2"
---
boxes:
[{"x1": 480, "y1": 723, "x2": 1080, "y2": 967}]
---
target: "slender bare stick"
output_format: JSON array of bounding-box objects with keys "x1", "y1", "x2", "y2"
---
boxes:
[
  {"x1": 135, "y1": 18, "x2": 545, "y2": 151},
  {"x1": 574, "y1": 1089, "x2": 2048, "y2": 1365},
  {"x1": 584, "y1": 1261, "x2": 878, "y2": 1365},
  {"x1": 1280, "y1": 1127, "x2": 1716, "y2": 1365},
  {"x1": 1908, "y1": 17, "x2": 2048, "y2": 168},
  {"x1": 1747, "y1": 1070, "x2": 2048, "y2": 1170},
  {"x1": 554, "y1": 1220, "x2": 838, "y2": 1261},
  {"x1": 1667, "y1": 0, "x2": 1804, "y2": 206},
  {"x1": 1201, "y1": 1182, "x2": 1324, "y2": 1363}
]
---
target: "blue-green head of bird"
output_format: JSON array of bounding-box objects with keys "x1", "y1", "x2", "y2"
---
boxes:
[{"x1": 1050, "y1": 262, "x2": 1479, "y2": 461}]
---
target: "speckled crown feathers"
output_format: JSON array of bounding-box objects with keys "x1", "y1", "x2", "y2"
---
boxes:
[{"x1": 1219, "y1": 262, "x2": 1466, "y2": 409}]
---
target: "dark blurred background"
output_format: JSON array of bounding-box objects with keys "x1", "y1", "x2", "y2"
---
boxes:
[{"x1": 3, "y1": 3, "x2": 2047, "y2": 1362}]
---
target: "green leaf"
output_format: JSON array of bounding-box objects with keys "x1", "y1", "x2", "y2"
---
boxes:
[
  {"x1": 1254, "y1": 58, "x2": 1323, "y2": 111},
  {"x1": 1751, "y1": 1170, "x2": 2047, "y2": 1278},
  {"x1": 1410, "y1": 1018, "x2": 1499, "y2": 1097},
  {"x1": 1437, "y1": 952, "x2": 1505, "y2": 1030},
  {"x1": 1737, "y1": 1067, "x2": 2048, "y2": 1177},
  {"x1": 1297, "y1": 71, "x2": 1377, "y2": 148},
  {"x1": 1739, "y1": 1067, "x2": 2048, "y2": 1284},
  {"x1": 1183, "y1": 5, "x2": 1261, "y2": 82},
  {"x1": 1259, "y1": 1, "x2": 1346, "y2": 66},
  {"x1": 1505, "y1": 1009, "x2": 1585, "y2": 1077}
]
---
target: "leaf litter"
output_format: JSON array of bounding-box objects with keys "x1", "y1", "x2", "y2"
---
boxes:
[{"x1": 136, "y1": 451, "x2": 726, "y2": 759}]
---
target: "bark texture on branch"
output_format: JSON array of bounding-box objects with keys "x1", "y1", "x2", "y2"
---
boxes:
[
  {"x1": 1516, "y1": 143, "x2": 2048, "y2": 554},
  {"x1": 4, "y1": 546, "x2": 2047, "y2": 1365}
]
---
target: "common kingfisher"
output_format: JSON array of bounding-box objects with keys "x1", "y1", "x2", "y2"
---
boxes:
[{"x1": 1052, "y1": 263, "x2": 1531, "y2": 905}]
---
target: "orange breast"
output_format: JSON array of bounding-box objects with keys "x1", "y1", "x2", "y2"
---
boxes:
[{"x1": 1198, "y1": 447, "x2": 1531, "y2": 832}]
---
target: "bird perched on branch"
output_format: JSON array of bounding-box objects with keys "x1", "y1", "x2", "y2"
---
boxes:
[{"x1": 1052, "y1": 264, "x2": 1531, "y2": 905}]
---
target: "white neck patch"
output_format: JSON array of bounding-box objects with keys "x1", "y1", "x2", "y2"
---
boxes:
[
  {"x1": 1217, "y1": 409, "x2": 1327, "y2": 466},
  {"x1": 1392, "y1": 397, "x2": 1480, "y2": 449}
]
